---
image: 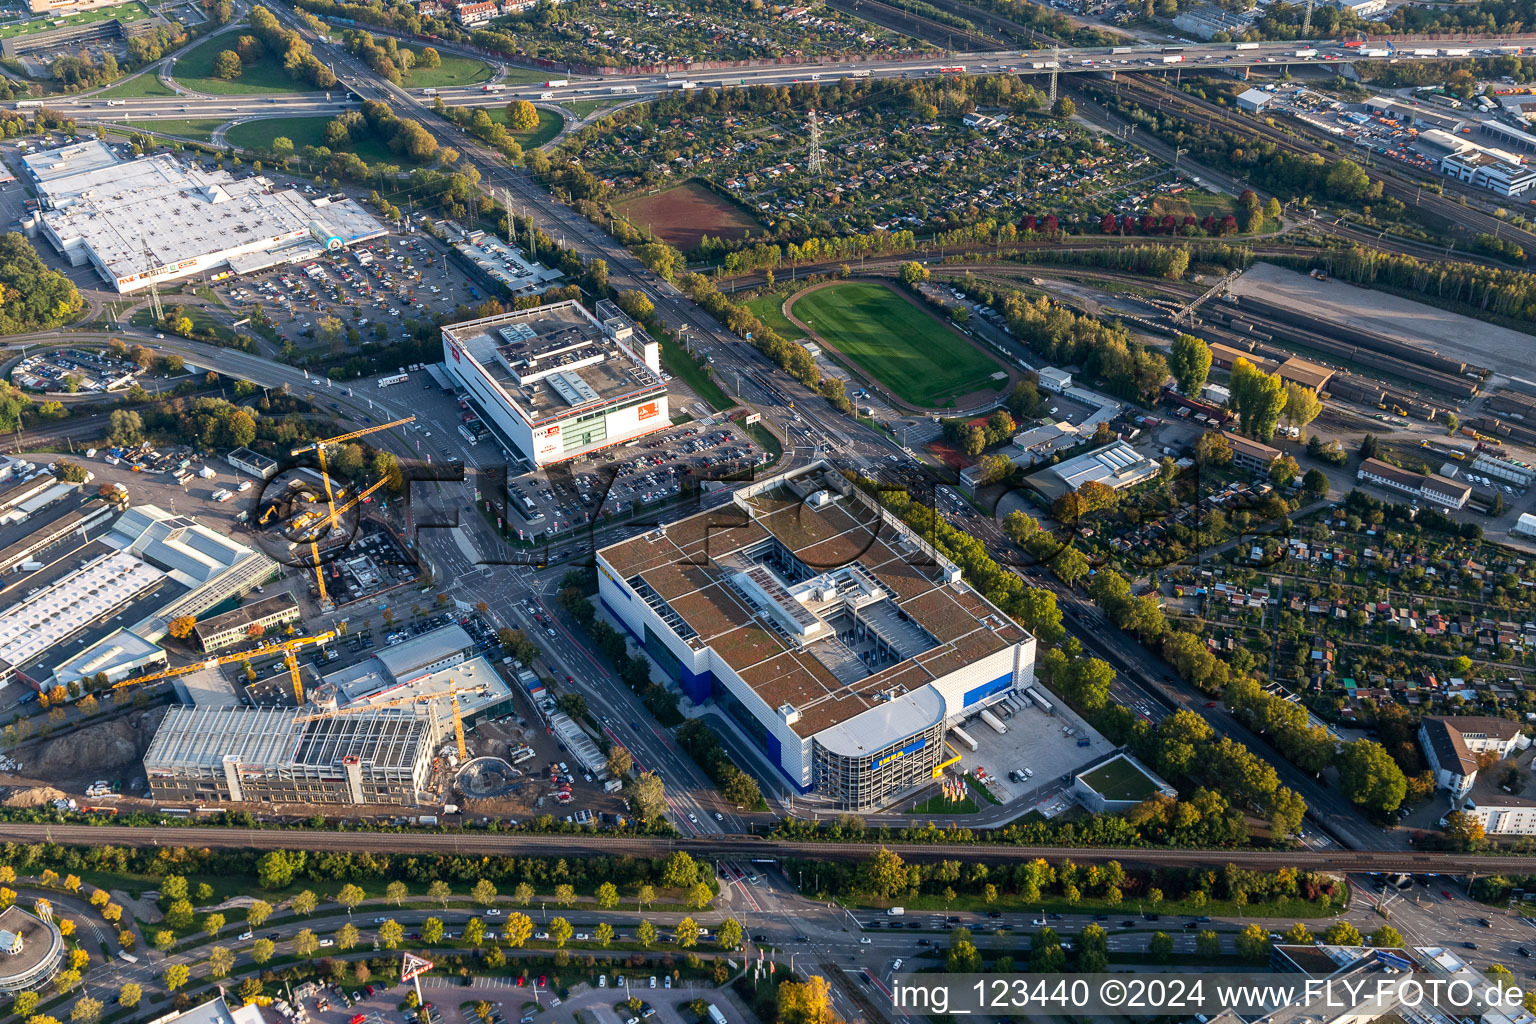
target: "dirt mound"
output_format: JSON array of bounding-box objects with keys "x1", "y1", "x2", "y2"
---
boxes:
[
  {"x1": 0, "y1": 784, "x2": 67, "y2": 807},
  {"x1": 34, "y1": 708, "x2": 165, "y2": 781}
]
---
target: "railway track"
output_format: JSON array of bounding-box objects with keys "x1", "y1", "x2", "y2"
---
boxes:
[
  {"x1": 823, "y1": 0, "x2": 1002, "y2": 50},
  {"x1": 1097, "y1": 76, "x2": 1536, "y2": 260},
  {"x1": 0, "y1": 822, "x2": 1524, "y2": 871}
]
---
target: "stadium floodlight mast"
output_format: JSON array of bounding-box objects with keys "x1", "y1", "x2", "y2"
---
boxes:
[{"x1": 401, "y1": 952, "x2": 434, "y2": 1005}]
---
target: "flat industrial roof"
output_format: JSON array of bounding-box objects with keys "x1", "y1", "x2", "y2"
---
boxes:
[
  {"x1": 375, "y1": 624, "x2": 473, "y2": 682},
  {"x1": 0, "y1": 549, "x2": 163, "y2": 671},
  {"x1": 598, "y1": 465, "x2": 1027, "y2": 739},
  {"x1": 143, "y1": 705, "x2": 429, "y2": 773},
  {"x1": 39, "y1": 153, "x2": 386, "y2": 284},
  {"x1": 444, "y1": 300, "x2": 663, "y2": 424},
  {"x1": 325, "y1": 655, "x2": 509, "y2": 726}
]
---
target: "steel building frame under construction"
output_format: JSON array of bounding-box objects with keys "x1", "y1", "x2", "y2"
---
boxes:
[{"x1": 143, "y1": 705, "x2": 432, "y2": 805}]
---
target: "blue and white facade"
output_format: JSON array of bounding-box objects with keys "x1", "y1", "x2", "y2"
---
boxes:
[{"x1": 596, "y1": 462, "x2": 1036, "y2": 811}]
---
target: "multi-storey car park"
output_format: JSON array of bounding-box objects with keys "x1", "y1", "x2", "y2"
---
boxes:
[
  {"x1": 597, "y1": 462, "x2": 1037, "y2": 812},
  {"x1": 142, "y1": 705, "x2": 434, "y2": 806},
  {"x1": 441, "y1": 299, "x2": 669, "y2": 469}
]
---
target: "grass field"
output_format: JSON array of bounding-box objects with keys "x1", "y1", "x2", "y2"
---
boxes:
[
  {"x1": 659, "y1": 338, "x2": 731, "y2": 413},
  {"x1": 398, "y1": 44, "x2": 491, "y2": 89},
  {"x1": 173, "y1": 33, "x2": 324, "y2": 95},
  {"x1": 1078, "y1": 756, "x2": 1159, "y2": 802},
  {"x1": 613, "y1": 180, "x2": 758, "y2": 250},
  {"x1": 95, "y1": 71, "x2": 176, "y2": 98},
  {"x1": 565, "y1": 97, "x2": 626, "y2": 118},
  {"x1": 121, "y1": 118, "x2": 226, "y2": 141},
  {"x1": 225, "y1": 115, "x2": 328, "y2": 152},
  {"x1": 744, "y1": 292, "x2": 805, "y2": 342},
  {"x1": 486, "y1": 105, "x2": 563, "y2": 149},
  {"x1": 788, "y1": 281, "x2": 1006, "y2": 408},
  {"x1": 0, "y1": 0, "x2": 150, "y2": 38}
]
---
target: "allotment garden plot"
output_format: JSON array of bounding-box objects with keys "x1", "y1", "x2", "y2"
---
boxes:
[
  {"x1": 578, "y1": 104, "x2": 1168, "y2": 240},
  {"x1": 787, "y1": 280, "x2": 1008, "y2": 409},
  {"x1": 491, "y1": 0, "x2": 922, "y2": 68}
]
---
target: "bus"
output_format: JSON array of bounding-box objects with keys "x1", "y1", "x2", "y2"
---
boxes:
[
  {"x1": 937, "y1": 65, "x2": 967, "y2": 74},
  {"x1": 377, "y1": 373, "x2": 409, "y2": 388}
]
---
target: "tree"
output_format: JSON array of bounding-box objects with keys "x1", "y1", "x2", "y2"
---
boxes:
[
  {"x1": 71, "y1": 998, "x2": 102, "y2": 1024},
  {"x1": 595, "y1": 882, "x2": 620, "y2": 910},
  {"x1": 513, "y1": 882, "x2": 534, "y2": 906},
  {"x1": 293, "y1": 929, "x2": 319, "y2": 957},
  {"x1": 164, "y1": 899, "x2": 194, "y2": 930},
  {"x1": 1338, "y1": 739, "x2": 1408, "y2": 813},
  {"x1": 1371, "y1": 925, "x2": 1404, "y2": 948},
  {"x1": 1444, "y1": 810, "x2": 1487, "y2": 849},
  {"x1": 418, "y1": 46, "x2": 441, "y2": 68},
  {"x1": 1302, "y1": 468, "x2": 1329, "y2": 495},
  {"x1": 206, "y1": 946, "x2": 234, "y2": 978},
  {"x1": 463, "y1": 918, "x2": 485, "y2": 947},
  {"x1": 861, "y1": 847, "x2": 907, "y2": 898},
  {"x1": 1325, "y1": 158, "x2": 1371, "y2": 200},
  {"x1": 428, "y1": 880, "x2": 452, "y2": 908},
  {"x1": 378, "y1": 919, "x2": 404, "y2": 949},
  {"x1": 251, "y1": 938, "x2": 275, "y2": 964},
  {"x1": 676, "y1": 917, "x2": 700, "y2": 948},
  {"x1": 506, "y1": 100, "x2": 539, "y2": 132},
  {"x1": 1052, "y1": 96, "x2": 1076, "y2": 118},
  {"x1": 616, "y1": 289, "x2": 653, "y2": 322},
  {"x1": 1194, "y1": 431, "x2": 1232, "y2": 466},
  {"x1": 605, "y1": 747, "x2": 633, "y2": 780},
  {"x1": 1149, "y1": 931, "x2": 1174, "y2": 963},
  {"x1": 1169, "y1": 334, "x2": 1212, "y2": 396},
  {"x1": 1270, "y1": 454, "x2": 1300, "y2": 488},
  {"x1": 777, "y1": 976, "x2": 838, "y2": 1024},
  {"x1": 204, "y1": 912, "x2": 225, "y2": 936},
  {"x1": 550, "y1": 917, "x2": 573, "y2": 948},
  {"x1": 108, "y1": 409, "x2": 143, "y2": 445},
  {"x1": 291, "y1": 890, "x2": 318, "y2": 916},
  {"x1": 1323, "y1": 921, "x2": 1362, "y2": 946},
  {"x1": 637, "y1": 884, "x2": 656, "y2": 910},
  {"x1": 718, "y1": 918, "x2": 743, "y2": 950},
  {"x1": 1282, "y1": 383, "x2": 1322, "y2": 430},
  {"x1": 167, "y1": 615, "x2": 197, "y2": 640},
  {"x1": 336, "y1": 883, "x2": 366, "y2": 913},
  {"x1": 554, "y1": 884, "x2": 575, "y2": 907},
  {"x1": 15, "y1": 993, "x2": 39, "y2": 1019},
  {"x1": 1235, "y1": 923, "x2": 1270, "y2": 961},
  {"x1": 213, "y1": 49, "x2": 243, "y2": 79},
  {"x1": 1231, "y1": 358, "x2": 1288, "y2": 441},
  {"x1": 152, "y1": 930, "x2": 174, "y2": 951},
  {"x1": 1196, "y1": 930, "x2": 1222, "y2": 958},
  {"x1": 636, "y1": 921, "x2": 657, "y2": 948},
  {"x1": 258, "y1": 851, "x2": 297, "y2": 890},
  {"x1": 631, "y1": 770, "x2": 668, "y2": 821},
  {"x1": 504, "y1": 913, "x2": 533, "y2": 949},
  {"x1": 472, "y1": 878, "x2": 498, "y2": 906},
  {"x1": 246, "y1": 899, "x2": 272, "y2": 928},
  {"x1": 898, "y1": 261, "x2": 929, "y2": 286},
  {"x1": 54, "y1": 970, "x2": 81, "y2": 995},
  {"x1": 117, "y1": 984, "x2": 141, "y2": 1010}
]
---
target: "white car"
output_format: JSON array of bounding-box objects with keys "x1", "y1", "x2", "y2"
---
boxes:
[
  {"x1": 859, "y1": 937, "x2": 872, "y2": 945},
  {"x1": 486, "y1": 909, "x2": 501, "y2": 916},
  {"x1": 892, "y1": 958, "x2": 904, "y2": 971}
]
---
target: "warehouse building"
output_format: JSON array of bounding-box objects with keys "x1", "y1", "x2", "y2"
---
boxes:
[
  {"x1": 1029, "y1": 439, "x2": 1160, "y2": 499},
  {"x1": 143, "y1": 705, "x2": 433, "y2": 805},
  {"x1": 442, "y1": 299, "x2": 669, "y2": 467},
  {"x1": 596, "y1": 462, "x2": 1037, "y2": 811},
  {"x1": 1237, "y1": 88, "x2": 1274, "y2": 113},
  {"x1": 193, "y1": 594, "x2": 302, "y2": 653},
  {"x1": 26, "y1": 506, "x2": 275, "y2": 690},
  {"x1": 226, "y1": 448, "x2": 279, "y2": 481},
  {"x1": 1222, "y1": 432, "x2": 1282, "y2": 474},
  {"x1": 25, "y1": 145, "x2": 387, "y2": 293}
]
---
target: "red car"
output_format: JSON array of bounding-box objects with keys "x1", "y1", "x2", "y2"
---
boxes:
[
  {"x1": 1205, "y1": 701, "x2": 1218, "y2": 708},
  {"x1": 538, "y1": 977, "x2": 547, "y2": 989},
  {"x1": 516, "y1": 978, "x2": 525, "y2": 988},
  {"x1": 1442, "y1": 890, "x2": 1455, "y2": 900}
]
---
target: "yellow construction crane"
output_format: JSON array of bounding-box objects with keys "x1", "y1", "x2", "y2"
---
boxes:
[
  {"x1": 305, "y1": 476, "x2": 389, "y2": 610},
  {"x1": 289, "y1": 415, "x2": 416, "y2": 528},
  {"x1": 297, "y1": 678, "x2": 485, "y2": 761},
  {"x1": 102, "y1": 631, "x2": 338, "y2": 703}
]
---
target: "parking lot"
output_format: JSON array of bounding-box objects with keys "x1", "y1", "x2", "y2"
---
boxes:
[
  {"x1": 214, "y1": 232, "x2": 492, "y2": 355},
  {"x1": 9, "y1": 347, "x2": 142, "y2": 394},
  {"x1": 948, "y1": 698, "x2": 1117, "y2": 807},
  {"x1": 506, "y1": 421, "x2": 767, "y2": 539}
]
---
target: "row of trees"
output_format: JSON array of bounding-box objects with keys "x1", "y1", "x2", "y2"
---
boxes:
[{"x1": 813, "y1": 847, "x2": 1343, "y2": 911}]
